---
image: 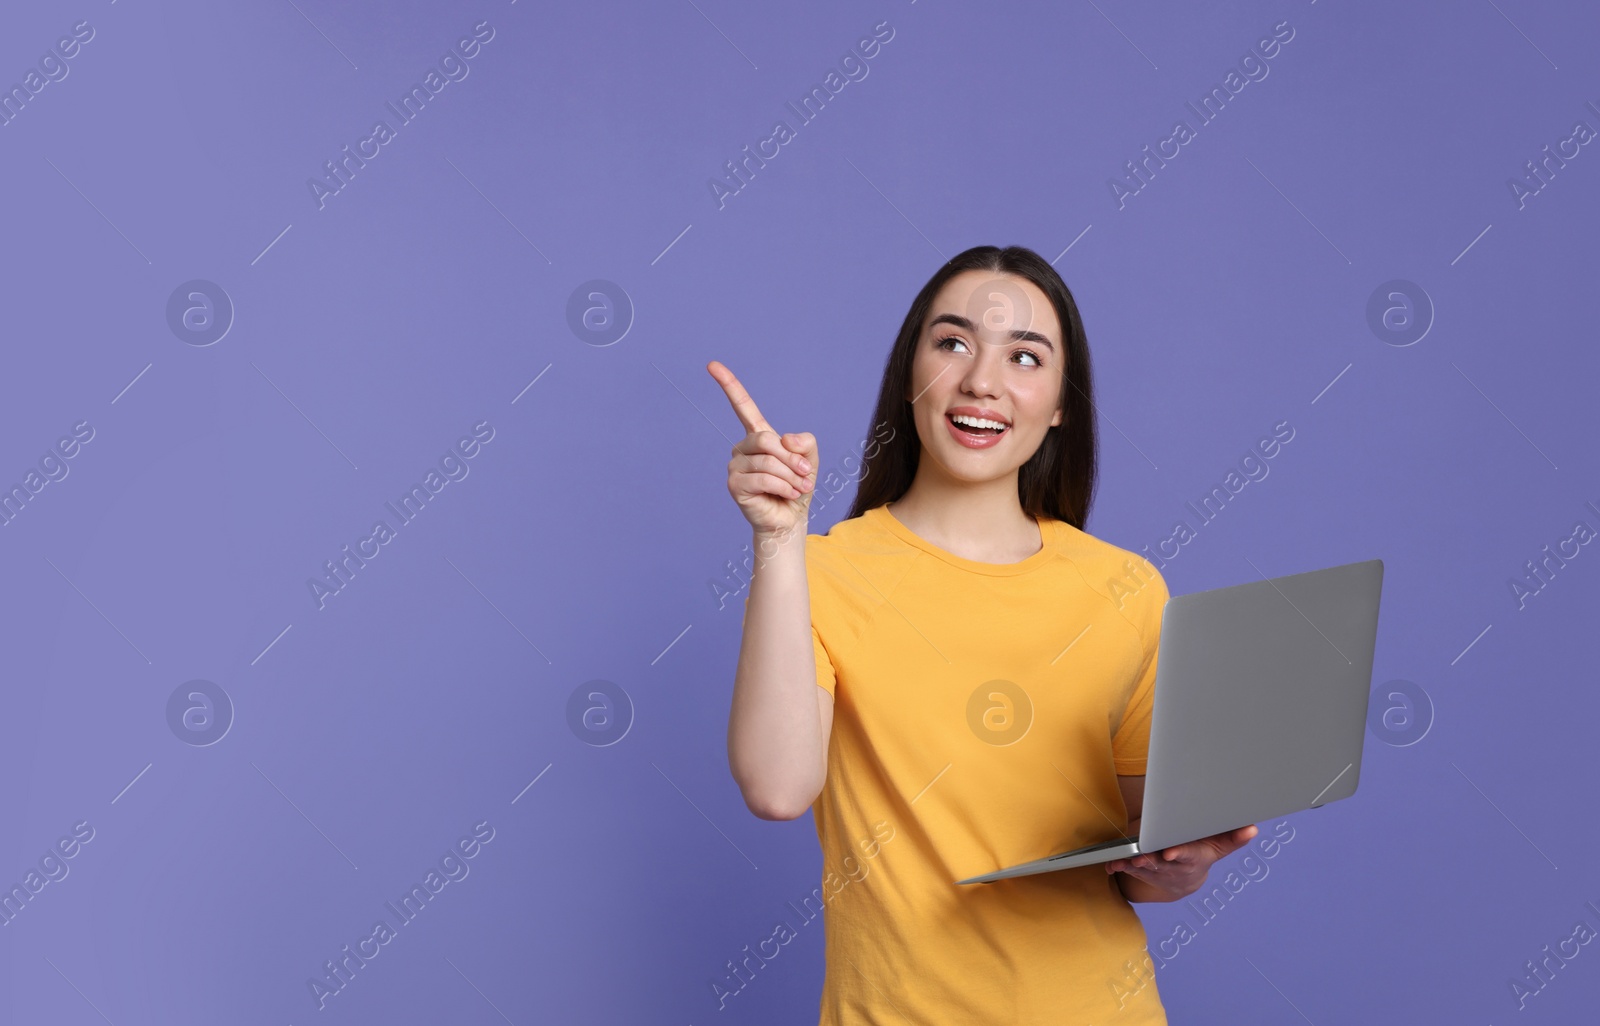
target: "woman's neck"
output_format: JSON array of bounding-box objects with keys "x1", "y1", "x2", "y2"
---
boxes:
[{"x1": 886, "y1": 473, "x2": 1041, "y2": 563}]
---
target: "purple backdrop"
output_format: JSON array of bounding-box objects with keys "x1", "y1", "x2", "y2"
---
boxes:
[{"x1": 2, "y1": 0, "x2": 1597, "y2": 1022}]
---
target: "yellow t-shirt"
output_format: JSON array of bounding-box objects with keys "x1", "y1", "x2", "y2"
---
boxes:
[{"x1": 803, "y1": 503, "x2": 1169, "y2": 1025}]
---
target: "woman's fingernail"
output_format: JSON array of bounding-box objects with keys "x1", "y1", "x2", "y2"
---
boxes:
[{"x1": 799, "y1": 460, "x2": 811, "y2": 473}]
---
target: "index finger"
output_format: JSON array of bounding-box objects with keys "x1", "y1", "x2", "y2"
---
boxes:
[{"x1": 706, "y1": 360, "x2": 773, "y2": 435}]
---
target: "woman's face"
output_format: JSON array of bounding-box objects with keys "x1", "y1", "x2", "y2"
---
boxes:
[{"x1": 902, "y1": 269, "x2": 1064, "y2": 484}]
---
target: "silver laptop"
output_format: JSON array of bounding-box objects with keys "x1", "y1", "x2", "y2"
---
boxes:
[{"x1": 956, "y1": 558, "x2": 1384, "y2": 886}]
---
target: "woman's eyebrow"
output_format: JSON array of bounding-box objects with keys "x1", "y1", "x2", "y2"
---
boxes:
[{"x1": 928, "y1": 312, "x2": 1054, "y2": 351}]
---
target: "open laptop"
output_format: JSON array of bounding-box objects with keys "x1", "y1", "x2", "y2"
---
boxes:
[{"x1": 956, "y1": 557, "x2": 1384, "y2": 886}]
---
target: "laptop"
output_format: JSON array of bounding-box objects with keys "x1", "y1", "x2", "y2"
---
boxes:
[{"x1": 955, "y1": 558, "x2": 1384, "y2": 886}]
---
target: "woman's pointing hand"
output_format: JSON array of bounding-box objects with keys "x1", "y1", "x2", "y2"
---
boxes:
[{"x1": 708, "y1": 360, "x2": 818, "y2": 538}]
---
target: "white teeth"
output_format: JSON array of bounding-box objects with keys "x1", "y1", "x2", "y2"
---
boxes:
[{"x1": 951, "y1": 414, "x2": 1007, "y2": 431}]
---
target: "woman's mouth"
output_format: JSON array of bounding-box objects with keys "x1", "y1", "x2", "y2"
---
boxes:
[{"x1": 946, "y1": 413, "x2": 1009, "y2": 449}]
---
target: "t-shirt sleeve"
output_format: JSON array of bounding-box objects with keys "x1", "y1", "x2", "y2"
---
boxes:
[
  {"x1": 812, "y1": 623, "x2": 837, "y2": 697},
  {"x1": 738, "y1": 582, "x2": 838, "y2": 698},
  {"x1": 1111, "y1": 566, "x2": 1170, "y2": 775}
]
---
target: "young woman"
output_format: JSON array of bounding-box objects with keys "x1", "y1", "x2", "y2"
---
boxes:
[{"x1": 709, "y1": 245, "x2": 1256, "y2": 1024}]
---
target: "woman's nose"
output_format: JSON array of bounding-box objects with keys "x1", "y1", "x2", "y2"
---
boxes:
[{"x1": 961, "y1": 346, "x2": 1005, "y2": 397}]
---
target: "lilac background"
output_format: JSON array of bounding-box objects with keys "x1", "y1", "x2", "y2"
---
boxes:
[{"x1": 1, "y1": 0, "x2": 1597, "y2": 1022}]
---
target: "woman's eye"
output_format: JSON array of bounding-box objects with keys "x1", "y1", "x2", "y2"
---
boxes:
[{"x1": 936, "y1": 335, "x2": 1042, "y2": 367}]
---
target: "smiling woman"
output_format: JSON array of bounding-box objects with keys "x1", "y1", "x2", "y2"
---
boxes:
[
  {"x1": 847, "y1": 250, "x2": 1093, "y2": 543},
  {"x1": 714, "y1": 246, "x2": 1262, "y2": 1025}
]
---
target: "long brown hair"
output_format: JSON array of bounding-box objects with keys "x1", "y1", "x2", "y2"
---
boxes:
[{"x1": 845, "y1": 245, "x2": 1099, "y2": 530}]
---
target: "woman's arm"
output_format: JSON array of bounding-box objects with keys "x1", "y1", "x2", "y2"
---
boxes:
[
  {"x1": 727, "y1": 524, "x2": 833, "y2": 821},
  {"x1": 706, "y1": 362, "x2": 831, "y2": 822}
]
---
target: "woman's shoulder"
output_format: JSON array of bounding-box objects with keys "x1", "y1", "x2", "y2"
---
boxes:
[
  {"x1": 806, "y1": 507, "x2": 893, "y2": 555},
  {"x1": 1052, "y1": 518, "x2": 1159, "y2": 573},
  {"x1": 1050, "y1": 519, "x2": 1170, "y2": 616},
  {"x1": 803, "y1": 508, "x2": 915, "y2": 593},
  {"x1": 802, "y1": 511, "x2": 911, "y2": 643}
]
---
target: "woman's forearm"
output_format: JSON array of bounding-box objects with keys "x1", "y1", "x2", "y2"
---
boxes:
[{"x1": 726, "y1": 524, "x2": 827, "y2": 820}]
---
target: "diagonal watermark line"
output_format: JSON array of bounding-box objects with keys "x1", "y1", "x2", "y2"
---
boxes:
[
  {"x1": 908, "y1": 363, "x2": 953, "y2": 407},
  {"x1": 251, "y1": 623, "x2": 293, "y2": 665},
  {"x1": 252, "y1": 761, "x2": 360, "y2": 869},
  {"x1": 909, "y1": 763, "x2": 950, "y2": 806},
  {"x1": 838, "y1": 550, "x2": 948, "y2": 663},
  {"x1": 250, "y1": 361, "x2": 359, "y2": 469},
  {"x1": 1049, "y1": 760, "x2": 1126, "y2": 837},
  {"x1": 652, "y1": 361, "x2": 735, "y2": 446},
  {"x1": 512, "y1": 762, "x2": 552, "y2": 804},
  {"x1": 511, "y1": 363, "x2": 553, "y2": 405},
  {"x1": 43, "y1": 556, "x2": 150, "y2": 664},
  {"x1": 1049, "y1": 623, "x2": 1092, "y2": 666},
  {"x1": 444, "y1": 955, "x2": 518, "y2": 1025},
  {"x1": 1451, "y1": 760, "x2": 1558, "y2": 869},
  {"x1": 1064, "y1": 372, "x2": 1157, "y2": 469},
  {"x1": 44, "y1": 156, "x2": 151, "y2": 265},
  {"x1": 651, "y1": 623, "x2": 693, "y2": 665},
  {"x1": 111, "y1": 763, "x2": 152, "y2": 805},
  {"x1": 1450, "y1": 223, "x2": 1492, "y2": 266},
  {"x1": 844, "y1": 156, "x2": 944, "y2": 259},
  {"x1": 1450, "y1": 362, "x2": 1558, "y2": 469},
  {"x1": 1485, "y1": 0, "x2": 1557, "y2": 69},
  {"x1": 43, "y1": 955, "x2": 116, "y2": 1025},
  {"x1": 1450, "y1": 623, "x2": 1491, "y2": 666},
  {"x1": 1310, "y1": 363, "x2": 1352, "y2": 405},
  {"x1": 651, "y1": 761, "x2": 758, "y2": 869},
  {"x1": 651, "y1": 223, "x2": 693, "y2": 265},
  {"x1": 444, "y1": 557, "x2": 552, "y2": 663},
  {"x1": 1243, "y1": 955, "x2": 1318, "y2": 1025},
  {"x1": 444, "y1": 154, "x2": 552, "y2": 263},
  {"x1": 1243, "y1": 154, "x2": 1349, "y2": 264},
  {"x1": 1243, "y1": 556, "x2": 1351, "y2": 664},
  {"x1": 283, "y1": 0, "x2": 359, "y2": 69},
  {"x1": 251, "y1": 223, "x2": 293, "y2": 265},
  {"x1": 685, "y1": 0, "x2": 758, "y2": 69},
  {"x1": 111, "y1": 363, "x2": 152, "y2": 404},
  {"x1": 1051, "y1": 224, "x2": 1093, "y2": 265},
  {"x1": 1083, "y1": 0, "x2": 1158, "y2": 69},
  {"x1": 1309, "y1": 762, "x2": 1352, "y2": 807}
]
